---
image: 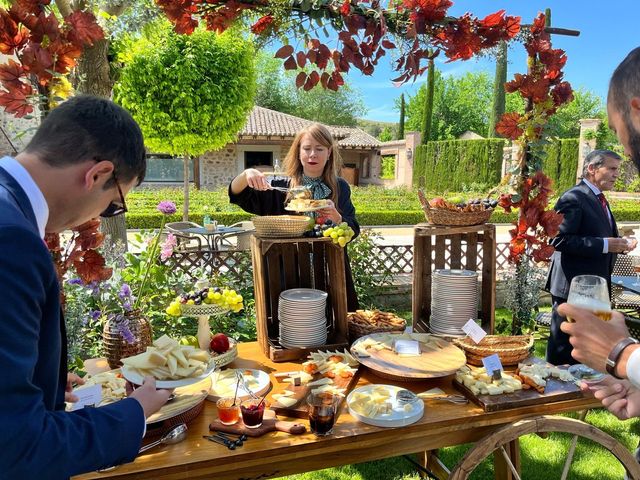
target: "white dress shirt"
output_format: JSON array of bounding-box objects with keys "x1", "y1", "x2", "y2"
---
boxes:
[{"x1": 0, "y1": 156, "x2": 48, "y2": 239}]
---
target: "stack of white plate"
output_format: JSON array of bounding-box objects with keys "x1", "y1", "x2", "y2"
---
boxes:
[
  {"x1": 429, "y1": 269, "x2": 478, "y2": 336},
  {"x1": 278, "y1": 288, "x2": 328, "y2": 348}
]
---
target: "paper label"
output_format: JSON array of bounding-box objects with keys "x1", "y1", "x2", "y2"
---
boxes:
[
  {"x1": 482, "y1": 354, "x2": 504, "y2": 376},
  {"x1": 68, "y1": 384, "x2": 102, "y2": 411},
  {"x1": 462, "y1": 319, "x2": 487, "y2": 344},
  {"x1": 394, "y1": 339, "x2": 420, "y2": 356}
]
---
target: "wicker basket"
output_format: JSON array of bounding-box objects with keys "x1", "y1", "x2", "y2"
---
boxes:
[
  {"x1": 347, "y1": 312, "x2": 406, "y2": 342},
  {"x1": 252, "y1": 215, "x2": 309, "y2": 238},
  {"x1": 423, "y1": 206, "x2": 493, "y2": 227},
  {"x1": 453, "y1": 335, "x2": 534, "y2": 366}
]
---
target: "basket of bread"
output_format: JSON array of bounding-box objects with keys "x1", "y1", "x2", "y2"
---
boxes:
[
  {"x1": 418, "y1": 190, "x2": 496, "y2": 227},
  {"x1": 251, "y1": 215, "x2": 310, "y2": 238},
  {"x1": 453, "y1": 335, "x2": 534, "y2": 366},
  {"x1": 347, "y1": 309, "x2": 407, "y2": 342}
]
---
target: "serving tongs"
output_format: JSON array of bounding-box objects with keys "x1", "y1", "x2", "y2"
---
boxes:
[{"x1": 396, "y1": 389, "x2": 468, "y2": 405}]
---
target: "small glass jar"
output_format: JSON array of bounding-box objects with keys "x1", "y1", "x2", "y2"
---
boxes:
[
  {"x1": 240, "y1": 398, "x2": 265, "y2": 428},
  {"x1": 216, "y1": 397, "x2": 240, "y2": 425}
]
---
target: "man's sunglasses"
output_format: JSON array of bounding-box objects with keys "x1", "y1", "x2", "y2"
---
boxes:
[{"x1": 100, "y1": 173, "x2": 128, "y2": 218}]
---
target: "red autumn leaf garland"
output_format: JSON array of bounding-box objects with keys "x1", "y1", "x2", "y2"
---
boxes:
[
  {"x1": 46, "y1": 219, "x2": 112, "y2": 288},
  {"x1": 0, "y1": 0, "x2": 104, "y2": 117},
  {"x1": 496, "y1": 12, "x2": 571, "y2": 264},
  {"x1": 153, "y1": 0, "x2": 520, "y2": 92}
]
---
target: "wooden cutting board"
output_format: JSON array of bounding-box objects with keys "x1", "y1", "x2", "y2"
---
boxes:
[
  {"x1": 268, "y1": 370, "x2": 360, "y2": 419},
  {"x1": 351, "y1": 333, "x2": 467, "y2": 381},
  {"x1": 453, "y1": 374, "x2": 583, "y2": 412},
  {"x1": 209, "y1": 410, "x2": 306, "y2": 437}
]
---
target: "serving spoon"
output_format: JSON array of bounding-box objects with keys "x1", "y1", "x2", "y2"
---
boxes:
[{"x1": 138, "y1": 423, "x2": 188, "y2": 454}]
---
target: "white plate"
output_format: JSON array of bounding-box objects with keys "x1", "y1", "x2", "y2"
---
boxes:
[
  {"x1": 208, "y1": 368, "x2": 270, "y2": 401},
  {"x1": 280, "y1": 289, "x2": 328, "y2": 302},
  {"x1": 121, "y1": 361, "x2": 216, "y2": 389},
  {"x1": 434, "y1": 269, "x2": 478, "y2": 277},
  {"x1": 347, "y1": 384, "x2": 424, "y2": 428},
  {"x1": 284, "y1": 205, "x2": 326, "y2": 213}
]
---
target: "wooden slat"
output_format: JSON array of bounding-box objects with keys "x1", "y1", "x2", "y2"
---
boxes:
[
  {"x1": 482, "y1": 225, "x2": 497, "y2": 334},
  {"x1": 281, "y1": 242, "x2": 298, "y2": 290},
  {"x1": 266, "y1": 243, "x2": 282, "y2": 340},
  {"x1": 412, "y1": 231, "x2": 425, "y2": 331},
  {"x1": 312, "y1": 241, "x2": 327, "y2": 292},
  {"x1": 450, "y1": 234, "x2": 462, "y2": 269},
  {"x1": 434, "y1": 235, "x2": 446, "y2": 269},
  {"x1": 251, "y1": 236, "x2": 270, "y2": 356},
  {"x1": 465, "y1": 232, "x2": 479, "y2": 272},
  {"x1": 298, "y1": 241, "x2": 312, "y2": 288}
]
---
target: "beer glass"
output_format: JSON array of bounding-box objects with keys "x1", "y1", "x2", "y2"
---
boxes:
[{"x1": 566, "y1": 275, "x2": 611, "y2": 322}]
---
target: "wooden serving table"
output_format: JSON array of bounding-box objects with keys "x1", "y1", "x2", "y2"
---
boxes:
[{"x1": 74, "y1": 342, "x2": 599, "y2": 480}]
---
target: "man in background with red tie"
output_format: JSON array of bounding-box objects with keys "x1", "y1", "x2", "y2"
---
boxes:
[{"x1": 545, "y1": 149, "x2": 637, "y2": 365}]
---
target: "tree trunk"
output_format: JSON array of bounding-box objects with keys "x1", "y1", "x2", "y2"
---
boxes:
[
  {"x1": 183, "y1": 155, "x2": 190, "y2": 221},
  {"x1": 421, "y1": 58, "x2": 435, "y2": 145},
  {"x1": 398, "y1": 93, "x2": 405, "y2": 140},
  {"x1": 488, "y1": 41, "x2": 507, "y2": 138},
  {"x1": 72, "y1": 39, "x2": 128, "y2": 250}
]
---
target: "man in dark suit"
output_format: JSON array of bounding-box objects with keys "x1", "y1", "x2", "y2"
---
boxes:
[
  {"x1": 0, "y1": 96, "x2": 171, "y2": 479},
  {"x1": 546, "y1": 149, "x2": 636, "y2": 365}
]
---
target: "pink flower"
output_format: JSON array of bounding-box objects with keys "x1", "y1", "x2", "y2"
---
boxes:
[{"x1": 160, "y1": 233, "x2": 177, "y2": 261}]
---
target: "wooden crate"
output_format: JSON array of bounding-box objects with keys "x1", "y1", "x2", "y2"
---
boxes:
[
  {"x1": 251, "y1": 236, "x2": 349, "y2": 362},
  {"x1": 412, "y1": 223, "x2": 496, "y2": 334}
]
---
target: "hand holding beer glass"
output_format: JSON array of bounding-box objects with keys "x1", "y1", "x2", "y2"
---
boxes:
[{"x1": 566, "y1": 275, "x2": 611, "y2": 382}]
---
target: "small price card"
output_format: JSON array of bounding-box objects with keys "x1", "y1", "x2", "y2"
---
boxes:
[
  {"x1": 482, "y1": 354, "x2": 504, "y2": 379},
  {"x1": 462, "y1": 319, "x2": 487, "y2": 344},
  {"x1": 394, "y1": 339, "x2": 421, "y2": 356},
  {"x1": 68, "y1": 384, "x2": 102, "y2": 411}
]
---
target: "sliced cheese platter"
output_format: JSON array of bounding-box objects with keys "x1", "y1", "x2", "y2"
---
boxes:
[
  {"x1": 453, "y1": 360, "x2": 582, "y2": 412},
  {"x1": 268, "y1": 349, "x2": 360, "y2": 419}
]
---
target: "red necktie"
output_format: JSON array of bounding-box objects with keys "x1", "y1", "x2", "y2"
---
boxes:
[{"x1": 598, "y1": 193, "x2": 611, "y2": 225}]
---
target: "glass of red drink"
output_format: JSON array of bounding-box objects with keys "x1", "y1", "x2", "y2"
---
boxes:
[
  {"x1": 240, "y1": 399, "x2": 265, "y2": 428},
  {"x1": 307, "y1": 392, "x2": 340, "y2": 436},
  {"x1": 216, "y1": 397, "x2": 240, "y2": 425}
]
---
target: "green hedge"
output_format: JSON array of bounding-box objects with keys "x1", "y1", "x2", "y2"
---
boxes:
[
  {"x1": 412, "y1": 139, "x2": 505, "y2": 190},
  {"x1": 124, "y1": 187, "x2": 640, "y2": 229},
  {"x1": 540, "y1": 138, "x2": 579, "y2": 194}
]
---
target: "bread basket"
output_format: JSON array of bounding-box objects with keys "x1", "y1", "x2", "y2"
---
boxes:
[
  {"x1": 423, "y1": 207, "x2": 493, "y2": 226},
  {"x1": 347, "y1": 310, "x2": 406, "y2": 342},
  {"x1": 251, "y1": 215, "x2": 309, "y2": 238},
  {"x1": 453, "y1": 335, "x2": 534, "y2": 366}
]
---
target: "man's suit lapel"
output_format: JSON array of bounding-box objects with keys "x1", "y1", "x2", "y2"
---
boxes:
[
  {"x1": 577, "y1": 181, "x2": 616, "y2": 236},
  {"x1": 0, "y1": 166, "x2": 39, "y2": 234}
]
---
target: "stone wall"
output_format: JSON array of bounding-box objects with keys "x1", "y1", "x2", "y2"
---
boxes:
[
  {"x1": 199, "y1": 145, "x2": 238, "y2": 190},
  {"x1": 0, "y1": 111, "x2": 38, "y2": 157}
]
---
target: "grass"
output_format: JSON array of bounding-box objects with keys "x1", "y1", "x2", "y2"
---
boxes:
[{"x1": 276, "y1": 307, "x2": 640, "y2": 480}]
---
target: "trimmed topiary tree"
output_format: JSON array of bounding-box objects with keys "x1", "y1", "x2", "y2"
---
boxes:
[{"x1": 114, "y1": 23, "x2": 256, "y2": 219}]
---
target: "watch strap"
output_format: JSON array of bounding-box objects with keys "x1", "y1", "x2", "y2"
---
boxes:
[{"x1": 606, "y1": 337, "x2": 639, "y2": 378}]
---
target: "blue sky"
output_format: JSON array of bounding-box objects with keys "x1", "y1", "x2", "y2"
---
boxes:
[{"x1": 332, "y1": 1, "x2": 640, "y2": 122}]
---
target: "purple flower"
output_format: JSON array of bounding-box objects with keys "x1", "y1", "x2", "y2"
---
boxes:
[
  {"x1": 157, "y1": 201, "x2": 177, "y2": 215},
  {"x1": 67, "y1": 278, "x2": 83, "y2": 286},
  {"x1": 115, "y1": 315, "x2": 135, "y2": 345},
  {"x1": 118, "y1": 283, "x2": 132, "y2": 300},
  {"x1": 90, "y1": 309, "x2": 102, "y2": 321},
  {"x1": 122, "y1": 301, "x2": 132, "y2": 312}
]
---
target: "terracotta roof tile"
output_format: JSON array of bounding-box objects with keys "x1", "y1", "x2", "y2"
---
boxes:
[{"x1": 240, "y1": 106, "x2": 380, "y2": 148}]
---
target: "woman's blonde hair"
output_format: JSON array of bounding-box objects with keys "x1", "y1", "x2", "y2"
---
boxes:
[{"x1": 283, "y1": 123, "x2": 342, "y2": 205}]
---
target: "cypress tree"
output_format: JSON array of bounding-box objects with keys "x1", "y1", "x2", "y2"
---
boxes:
[
  {"x1": 488, "y1": 41, "x2": 507, "y2": 137},
  {"x1": 421, "y1": 57, "x2": 435, "y2": 145},
  {"x1": 398, "y1": 93, "x2": 405, "y2": 139}
]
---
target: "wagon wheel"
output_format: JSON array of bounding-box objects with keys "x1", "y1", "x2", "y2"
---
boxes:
[{"x1": 449, "y1": 415, "x2": 640, "y2": 480}]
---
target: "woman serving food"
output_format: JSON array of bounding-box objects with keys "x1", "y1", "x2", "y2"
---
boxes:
[{"x1": 229, "y1": 123, "x2": 360, "y2": 310}]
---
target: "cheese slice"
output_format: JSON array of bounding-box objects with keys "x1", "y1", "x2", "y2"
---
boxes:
[
  {"x1": 308, "y1": 377, "x2": 333, "y2": 387},
  {"x1": 275, "y1": 396, "x2": 298, "y2": 408}
]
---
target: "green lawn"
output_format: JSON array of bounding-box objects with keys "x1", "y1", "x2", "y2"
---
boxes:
[{"x1": 277, "y1": 308, "x2": 640, "y2": 480}]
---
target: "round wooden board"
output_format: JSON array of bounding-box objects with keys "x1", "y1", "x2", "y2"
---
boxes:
[
  {"x1": 350, "y1": 333, "x2": 467, "y2": 380},
  {"x1": 147, "y1": 375, "x2": 211, "y2": 424}
]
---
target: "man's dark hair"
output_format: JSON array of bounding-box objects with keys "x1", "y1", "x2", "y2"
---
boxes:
[
  {"x1": 609, "y1": 47, "x2": 640, "y2": 118},
  {"x1": 24, "y1": 95, "x2": 146, "y2": 185}
]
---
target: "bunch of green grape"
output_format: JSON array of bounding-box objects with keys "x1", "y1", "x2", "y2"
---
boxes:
[
  {"x1": 322, "y1": 222, "x2": 355, "y2": 247},
  {"x1": 166, "y1": 287, "x2": 244, "y2": 316}
]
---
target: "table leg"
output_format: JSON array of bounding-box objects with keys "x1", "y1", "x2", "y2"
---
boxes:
[
  {"x1": 493, "y1": 439, "x2": 521, "y2": 480},
  {"x1": 419, "y1": 450, "x2": 449, "y2": 479},
  {"x1": 197, "y1": 315, "x2": 211, "y2": 351}
]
